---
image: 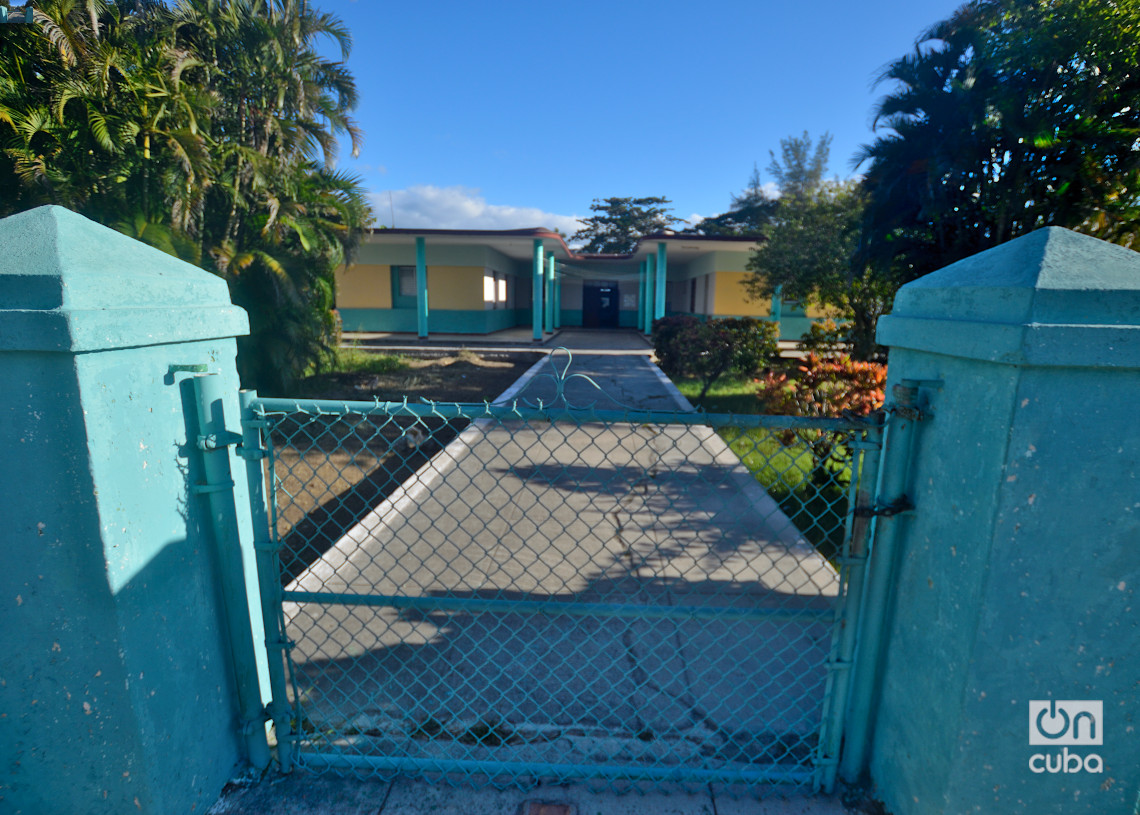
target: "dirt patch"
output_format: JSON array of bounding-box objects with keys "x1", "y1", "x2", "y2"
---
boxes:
[
  {"x1": 269, "y1": 415, "x2": 463, "y2": 584},
  {"x1": 293, "y1": 350, "x2": 542, "y2": 403}
]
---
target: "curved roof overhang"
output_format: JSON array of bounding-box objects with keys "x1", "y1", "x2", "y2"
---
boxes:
[{"x1": 362, "y1": 227, "x2": 763, "y2": 272}]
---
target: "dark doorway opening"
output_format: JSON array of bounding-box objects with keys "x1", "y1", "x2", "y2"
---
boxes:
[{"x1": 582, "y1": 282, "x2": 619, "y2": 328}]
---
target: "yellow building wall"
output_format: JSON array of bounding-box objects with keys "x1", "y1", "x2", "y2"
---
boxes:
[
  {"x1": 713, "y1": 271, "x2": 770, "y2": 317},
  {"x1": 336, "y1": 264, "x2": 391, "y2": 308},
  {"x1": 427, "y1": 266, "x2": 484, "y2": 310}
]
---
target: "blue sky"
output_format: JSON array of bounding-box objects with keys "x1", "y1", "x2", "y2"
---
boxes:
[{"x1": 316, "y1": 0, "x2": 966, "y2": 235}]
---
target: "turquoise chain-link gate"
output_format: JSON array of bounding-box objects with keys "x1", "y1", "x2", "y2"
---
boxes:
[{"x1": 243, "y1": 385, "x2": 880, "y2": 795}]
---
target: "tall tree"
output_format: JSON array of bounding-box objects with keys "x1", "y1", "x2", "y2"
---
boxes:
[
  {"x1": 857, "y1": 0, "x2": 1140, "y2": 281},
  {"x1": 0, "y1": 0, "x2": 373, "y2": 392},
  {"x1": 744, "y1": 180, "x2": 891, "y2": 360},
  {"x1": 571, "y1": 196, "x2": 683, "y2": 253},
  {"x1": 767, "y1": 131, "x2": 833, "y2": 198},
  {"x1": 692, "y1": 165, "x2": 777, "y2": 236}
]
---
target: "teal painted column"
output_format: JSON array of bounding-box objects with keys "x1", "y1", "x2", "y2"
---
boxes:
[
  {"x1": 415, "y1": 236, "x2": 428, "y2": 338},
  {"x1": 532, "y1": 239, "x2": 544, "y2": 342},
  {"x1": 554, "y1": 271, "x2": 562, "y2": 329},
  {"x1": 545, "y1": 254, "x2": 556, "y2": 334},
  {"x1": 655, "y1": 241, "x2": 667, "y2": 320},
  {"x1": 850, "y1": 227, "x2": 1140, "y2": 815},
  {"x1": 645, "y1": 254, "x2": 656, "y2": 333},
  {"x1": 0, "y1": 206, "x2": 269, "y2": 815},
  {"x1": 637, "y1": 259, "x2": 646, "y2": 333}
]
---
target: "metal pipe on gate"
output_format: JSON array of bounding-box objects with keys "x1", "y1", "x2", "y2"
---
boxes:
[
  {"x1": 189, "y1": 374, "x2": 272, "y2": 770},
  {"x1": 298, "y1": 751, "x2": 816, "y2": 787},
  {"x1": 239, "y1": 390, "x2": 295, "y2": 772},
  {"x1": 816, "y1": 417, "x2": 884, "y2": 793},
  {"x1": 839, "y1": 383, "x2": 923, "y2": 783}
]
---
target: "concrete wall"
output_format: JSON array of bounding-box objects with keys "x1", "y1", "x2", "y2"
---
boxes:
[
  {"x1": 0, "y1": 207, "x2": 267, "y2": 814},
  {"x1": 426, "y1": 265, "x2": 483, "y2": 310},
  {"x1": 861, "y1": 228, "x2": 1140, "y2": 815},
  {"x1": 336, "y1": 263, "x2": 391, "y2": 309}
]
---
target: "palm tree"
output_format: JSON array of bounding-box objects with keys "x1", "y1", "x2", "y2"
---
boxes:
[
  {"x1": 856, "y1": 0, "x2": 1140, "y2": 280},
  {"x1": 1, "y1": 0, "x2": 373, "y2": 390}
]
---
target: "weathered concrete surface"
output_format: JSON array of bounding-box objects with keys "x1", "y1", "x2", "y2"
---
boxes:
[
  {"x1": 868, "y1": 227, "x2": 1140, "y2": 815},
  {"x1": 0, "y1": 206, "x2": 263, "y2": 815},
  {"x1": 208, "y1": 771, "x2": 853, "y2": 814}
]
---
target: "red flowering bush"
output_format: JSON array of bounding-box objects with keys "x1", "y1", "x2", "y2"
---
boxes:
[
  {"x1": 756, "y1": 353, "x2": 886, "y2": 418},
  {"x1": 756, "y1": 353, "x2": 887, "y2": 483}
]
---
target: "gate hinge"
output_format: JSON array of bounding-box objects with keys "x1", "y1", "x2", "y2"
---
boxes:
[
  {"x1": 191, "y1": 480, "x2": 235, "y2": 495},
  {"x1": 853, "y1": 497, "x2": 914, "y2": 518},
  {"x1": 237, "y1": 444, "x2": 267, "y2": 461},
  {"x1": 892, "y1": 404, "x2": 926, "y2": 422},
  {"x1": 198, "y1": 430, "x2": 244, "y2": 451}
]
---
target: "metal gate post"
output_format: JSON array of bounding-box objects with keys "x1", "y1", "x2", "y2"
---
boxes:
[
  {"x1": 188, "y1": 374, "x2": 272, "y2": 770},
  {"x1": 239, "y1": 391, "x2": 296, "y2": 772},
  {"x1": 839, "y1": 382, "x2": 924, "y2": 783},
  {"x1": 816, "y1": 416, "x2": 884, "y2": 792}
]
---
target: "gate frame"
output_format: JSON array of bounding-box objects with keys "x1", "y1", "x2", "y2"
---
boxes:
[{"x1": 240, "y1": 395, "x2": 886, "y2": 793}]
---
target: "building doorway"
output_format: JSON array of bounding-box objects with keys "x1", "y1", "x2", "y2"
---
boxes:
[{"x1": 582, "y1": 281, "x2": 619, "y2": 328}]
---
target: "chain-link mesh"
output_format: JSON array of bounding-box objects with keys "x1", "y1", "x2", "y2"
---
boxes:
[{"x1": 251, "y1": 398, "x2": 872, "y2": 795}]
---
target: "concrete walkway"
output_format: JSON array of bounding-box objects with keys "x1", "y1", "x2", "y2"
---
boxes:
[{"x1": 211, "y1": 333, "x2": 855, "y2": 814}]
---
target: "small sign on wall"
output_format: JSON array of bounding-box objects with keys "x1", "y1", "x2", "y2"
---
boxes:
[{"x1": 622, "y1": 294, "x2": 638, "y2": 310}]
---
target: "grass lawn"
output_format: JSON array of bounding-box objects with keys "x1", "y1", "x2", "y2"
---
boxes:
[
  {"x1": 718, "y1": 426, "x2": 853, "y2": 561},
  {"x1": 669, "y1": 371, "x2": 855, "y2": 561},
  {"x1": 672, "y1": 374, "x2": 763, "y2": 414}
]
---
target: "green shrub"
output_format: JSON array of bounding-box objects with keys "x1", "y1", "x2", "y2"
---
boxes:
[
  {"x1": 653, "y1": 316, "x2": 780, "y2": 405},
  {"x1": 798, "y1": 319, "x2": 850, "y2": 356},
  {"x1": 651, "y1": 315, "x2": 701, "y2": 378}
]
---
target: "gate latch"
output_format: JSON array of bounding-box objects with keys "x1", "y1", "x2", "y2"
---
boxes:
[{"x1": 854, "y1": 497, "x2": 914, "y2": 518}]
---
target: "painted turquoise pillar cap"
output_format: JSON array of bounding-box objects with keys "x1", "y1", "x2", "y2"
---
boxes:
[
  {"x1": 877, "y1": 226, "x2": 1140, "y2": 368},
  {"x1": 0, "y1": 205, "x2": 249, "y2": 352}
]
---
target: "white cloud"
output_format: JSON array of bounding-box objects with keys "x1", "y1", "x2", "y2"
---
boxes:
[{"x1": 371, "y1": 185, "x2": 581, "y2": 237}]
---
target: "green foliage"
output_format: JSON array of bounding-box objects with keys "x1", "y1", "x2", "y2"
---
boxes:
[
  {"x1": 653, "y1": 315, "x2": 778, "y2": 405},
  {"x1": 745, "y1": 180, "x2": 892, "y2": 360},
  {"x1": 649, "y1": 315, "x2": 698, "y2": 379},
  {"x1": 327, "y1": 347, "x2": 407, "y2": 377},
  {"x1": 857, "y1": 0, "x2": 1140, "y2": 280},
  {"x1": 0, "y1": 0, "x2": 373, "y2": 392},
  {"x1": 798, "y1": 319, "x2": 850, "y2": 356},
  {"x1": 720, "y1": 426, "x2": 850, "y2": 560},
  {"x1": 766, "y1": 131, "x2": 833, "y2": 198},
  {"x1": 721, "y1": 316, "x2": 780, "y2": 377},
  {"x1": 692, "y1": 165, "x2": 776, "y2": 236},
  {"x1": 571, "y1": 196, "x2": 683, "y2": 254},
  {"x1": 672, "y1": 375, "x2": 761, "y2": 415}
]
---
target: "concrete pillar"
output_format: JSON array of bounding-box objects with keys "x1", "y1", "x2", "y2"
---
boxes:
[
  {"x1": 415, "y1": 236, "x2": 428, "y2": 338},
  {"x1": 645, "y1": 254, "x2": 656, "y2": 334},
  {"x1": 655, "y1": 241, "x2": 667, "y2": 320},
  {"x1": 772, "y1": 284, "x2": 783, "y2": 336},
  {"x1": 853, "y1": 227, "x2": 1140, "y2": 815},
  {"x1": 0, "y1": 206, "x2": 268, "y2": 814},
  {"x1": 532, "y1": 239, "x2": 544, "y2": 342},
  {"x1": 638, "y1": 259, "x2": 647, "y2": 333},
  {"x1": 554, "y1": 271, "x2": 562, "y2": 329},
  {"x1": 545, "y1": 253, "x2": 556, "y2": 334}
]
